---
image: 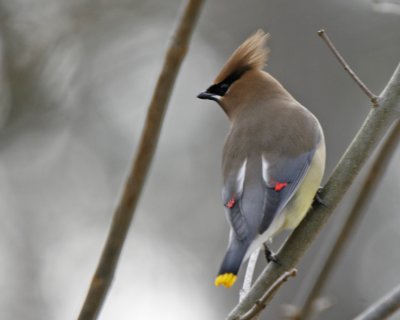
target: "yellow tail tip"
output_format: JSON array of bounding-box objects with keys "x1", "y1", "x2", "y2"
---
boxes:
[{"x1": 215, "y1": 273, "x2": 237, "y2": 288}]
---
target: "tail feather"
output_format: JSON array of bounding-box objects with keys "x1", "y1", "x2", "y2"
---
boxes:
[{"x1": 215, "y1": 236, "x2": 250, "y2": 288}]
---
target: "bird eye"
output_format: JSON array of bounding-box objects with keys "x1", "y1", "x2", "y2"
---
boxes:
[{"x1": 220, "y1": 83, "x2": 229, "y2": 93}]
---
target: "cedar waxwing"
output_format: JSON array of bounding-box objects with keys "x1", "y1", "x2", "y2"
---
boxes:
[{"x1": 197, "y1": 30, "x2": 326, "y2": 288}]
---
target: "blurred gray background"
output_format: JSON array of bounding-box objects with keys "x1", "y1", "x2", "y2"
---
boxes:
[{"x1": 0, "y1": 0, "x2": 399, "y2": 319}]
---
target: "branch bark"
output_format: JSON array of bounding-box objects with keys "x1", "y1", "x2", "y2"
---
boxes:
[
  {"x1": 318, "y1": 29, "x2": 378, "y2": 106},
  {"x1": 239, "y1": 269, "x2": 297, "y2": 320},
  {"x1": 353, "y1": 283, "x2": 400, "y2": 320},
  {"x1": 300, "y1": 121, "x2": 400, "y2": 320},
  {"x1": 77, "y1": 1, "x2": 204, "y2": 319},
  {"x1": 240, "y1": 248, "x2": 260, "y2": 302},
  {"x1": 226, "y1": 59, "x2": 400, "y2": 319}
]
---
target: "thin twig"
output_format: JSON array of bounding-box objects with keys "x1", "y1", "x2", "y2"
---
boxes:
[
  {"x1": 237, "y1": 269, "x2": 297, "y2": 320},
  {"x1": 240, "y1": 248, "x2": 261, "y2": 302},
  {"x1": 226, "y1": 60, "x2": 400, "y2": 319},
  {"x1": 353, "y1": 282, "x2": 400, "y2": 320},
  {"x1": 318, "y1": 29, "x2": 379, "y2": 107},
  {"x1": 77, "y1": 1, "x2": 204, "y2": 319},
  {"x1": 300, "y1": 121, "x2": 400, "y2": 320}
]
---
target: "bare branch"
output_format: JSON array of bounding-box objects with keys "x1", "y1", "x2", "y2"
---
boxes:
[
  {"x1": 226, "y1": 60, "x2": 400, "y2": 319},
  {"x1": 353, "y1": 283, "x2": 400, "y2": 320},
  {"x1": 77, "y1": 1, "x2": 204, "y2": 319},
  {"x1": 318, "y1": 29, "x2": 379, "y2": 107},
  {"x1": 300, "y1": 121, "x2": 400, "y2": 320},
  {"x1": 238, "y1": 269, "x2": 298, "y2": 320},
  {"x1": 240, "y1": 248, "x2": 261, "y2": 302}
]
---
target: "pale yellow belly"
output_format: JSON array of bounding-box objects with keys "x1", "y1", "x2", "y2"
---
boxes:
[{"x1": 282, "y1": 140, "x2": 326, "y2": 230}]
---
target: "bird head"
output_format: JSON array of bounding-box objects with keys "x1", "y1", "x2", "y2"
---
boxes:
[{"x1": 197, "y1": 30, "x2": 270, "y2": 118}]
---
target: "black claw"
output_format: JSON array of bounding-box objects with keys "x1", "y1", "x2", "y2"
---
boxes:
[
  {"x1": 314, "y1": 187, "x2": 328, "y2": 207},
  {"x1": 263, "y1": 244, "x2": 281, "y2": 265}
]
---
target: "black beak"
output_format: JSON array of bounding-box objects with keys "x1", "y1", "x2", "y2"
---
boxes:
[{"x1": 197, "y1": 92, "x2": 214, "y2": 100}]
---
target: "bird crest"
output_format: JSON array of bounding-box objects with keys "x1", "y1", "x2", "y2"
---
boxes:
[{"x1": 214, "y1": 30, "x2": 270, "y2": 84}]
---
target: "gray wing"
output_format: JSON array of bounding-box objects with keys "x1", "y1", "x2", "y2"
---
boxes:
[
  {"x1": 259, "y1": 150, "x2": 315, "y2": 234},
  {"x1": 221, "y1": 149, "x2": 315, "y2": 240},
  {"x1": 222, "y1": 159, "x2": 249, "y2": 241}
]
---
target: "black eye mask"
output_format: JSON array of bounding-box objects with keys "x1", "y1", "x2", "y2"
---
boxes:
[{"x1": 206, "y1": 68, "x2": 249, "y2": 97}]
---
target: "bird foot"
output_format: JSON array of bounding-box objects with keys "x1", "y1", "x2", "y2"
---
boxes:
[
  {"x1": 264, "y1": 244, "x2": 281, "y2": 265},
  {"x1": 313, "y1": 187, "x2": 327, "y2": 207}
]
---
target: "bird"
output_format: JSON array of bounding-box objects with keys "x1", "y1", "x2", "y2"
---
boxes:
[{"x1": 197, "y1": 30, "x2": 326, "y2": 288}]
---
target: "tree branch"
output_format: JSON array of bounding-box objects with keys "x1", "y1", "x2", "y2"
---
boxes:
[
  {"x1": 240, "y1": 248, "x2": 261, "y2": 302},
  {"x1": 226, "y1": 60, "x2": 400, "y2": 320},
  {"x1": 300, "y1": 121, "x2": 400, "y2": 320},
  {"x1": 318, "y1": 29, "x2": 379, "y2": 107},
  {"x1": 238, "y1": 269, "x2": 297, "y2": 320},
  {"x1": 77, "y1": 1, "x2": 204, "y2": 319},
  {"x1": 353, "y1": 283, "x2": 400, "y2": 320}
]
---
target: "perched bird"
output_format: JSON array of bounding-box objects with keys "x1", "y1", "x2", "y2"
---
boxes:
[{"x1": 197, "y1": 30, "x2": 326, "y2": 288}]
